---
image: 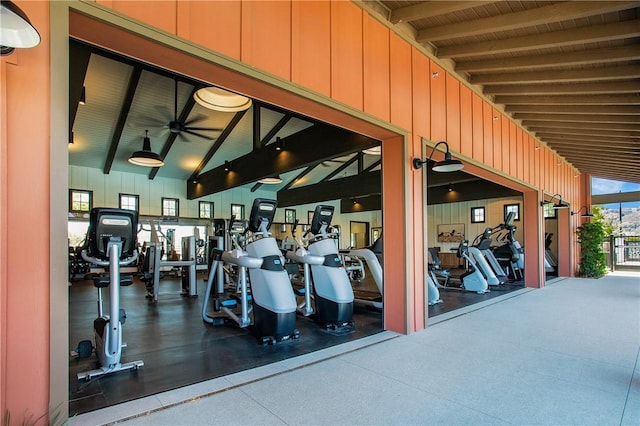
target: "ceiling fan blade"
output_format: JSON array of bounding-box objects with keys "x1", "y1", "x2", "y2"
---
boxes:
[
  {"x1": 184, "y1": 126, "x2": 223, "y2": 132},
  {"x1": 182, "y1": 129, "x2": 216, "y2": 141},
  {"x1": 184, "y1": 114, "x2": 209, "y2": 127}
]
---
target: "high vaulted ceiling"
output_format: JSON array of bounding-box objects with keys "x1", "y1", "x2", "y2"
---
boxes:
[{"x1": 361, "y1": 0, "x2": 640, "y2": 183}]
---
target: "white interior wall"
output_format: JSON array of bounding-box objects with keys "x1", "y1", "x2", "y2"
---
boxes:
[
  {"x1": 69, "y1": 165, "x2": 382, "y2": 249},
  {"x1": 427, "y1": 196, "x2": 525, "y2": 254}
]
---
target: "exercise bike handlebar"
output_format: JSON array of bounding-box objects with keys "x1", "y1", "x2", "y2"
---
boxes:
[
  {"x1": 221, "y1": 249, "x2": 263, "y2": 269},
  {"x1": 285, "y1": 250, "x2": 324, "y2": 265},
  {"x1": 81, "y1": 249, "x2": 138, "y2": 267}
]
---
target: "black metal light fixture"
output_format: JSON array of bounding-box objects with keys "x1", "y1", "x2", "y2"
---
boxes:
[
  {"x1": 413, "y1": 141, "x2": 464, "y2": 172},
  {"x1": 79, "y1": 86, "x2": 86, "y2": 105},
  {"x1": 275, "y1": 137, "x2": 284, "y2": 151},
  {"x1": 224, "y1": 160, "x2": 231, "y2": 172},
  {"x1": 571, "y1": 206, "x2": 594, "y2": 218},
  {"x1": 540, "y1": 194, "x2": 569, "y2": 209},
  {"x1": 0, "y1": 0, "x2": 41, "y2": 56},
  {"x1": 128, "y1": 130, "x2": 164, "y2": 167},
  {"x1": 448, "y1": 183, "x2": 454, "y2": 192}
]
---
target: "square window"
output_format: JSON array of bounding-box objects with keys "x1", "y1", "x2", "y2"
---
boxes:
[
  {"x1": 199, "y1": 201, "x2": 214, "y2": 219},
  {"x1": 504, "y1": 203, "x2": 520, "y2": 221},
  {"x1": 231, "y1": 204, "x2": 245, "y2": 220},
  {"x1": 69, "y1": 189, "x2": 92, "y2": 212},
  {"x1": 285, "y1": 209, "x2": 296, "y2": 224},
  {"x1": 162, "y1": 197, "x2": 179, "y2": 217},
  {"x1": 119, "y1": 193, "x2": 139, "y2": 212},
  {"x1": 470, "y1": 207, "x2": 485, "y2": 223}
]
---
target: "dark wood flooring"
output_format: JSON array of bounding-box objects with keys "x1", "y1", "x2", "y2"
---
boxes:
[
  {"x1": 68, "y1": 275, "x2": 384, "y2": 416},
  {"x1": 68, "y1": 270, "x2": 523, "y2": 416}
]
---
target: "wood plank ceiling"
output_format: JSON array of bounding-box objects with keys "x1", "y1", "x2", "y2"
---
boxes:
[{"x1": 362, "y1": 0, "x2": 640, "y2": 183}]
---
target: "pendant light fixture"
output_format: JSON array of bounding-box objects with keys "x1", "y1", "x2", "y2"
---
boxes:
[
  {"x1": 0, "y1": 0, "x2": 41, "y2": 56},
  {"x1": 128, "y1": 130, "x2": 164, "y2": 167},
  {"x1": 258, "y1": 175, "x2": 283, "y2": 184}
]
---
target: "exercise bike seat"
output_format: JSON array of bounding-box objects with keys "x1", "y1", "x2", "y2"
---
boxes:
[{"x1": 92, "y1": 274, "x2": 134, "y2": 288}]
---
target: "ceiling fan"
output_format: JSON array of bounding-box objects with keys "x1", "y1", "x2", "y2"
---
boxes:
[{"x1": 133, "y1": 78, "x2": 223, "y2": 142}]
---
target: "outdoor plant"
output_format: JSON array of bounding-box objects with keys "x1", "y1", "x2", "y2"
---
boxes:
[{"x1": 576, "y1": 220, "x2": 607, "y2": 278}]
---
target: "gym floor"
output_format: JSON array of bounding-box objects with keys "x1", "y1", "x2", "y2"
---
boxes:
[{"x1": 68, "y1": 272, "x2": 524, "y2": 416}]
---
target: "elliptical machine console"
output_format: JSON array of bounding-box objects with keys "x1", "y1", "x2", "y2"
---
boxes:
[
  {"x1": 76, "y1": 208, "x2": 144, "y2": 381},
  {"x1": 305, "y1": 205, "x2": 354, "y2": 330}
]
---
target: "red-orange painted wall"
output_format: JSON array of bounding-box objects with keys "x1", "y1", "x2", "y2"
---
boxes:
[{"x1": 0, "y1": 0, "x2": 584, "y2": 419}]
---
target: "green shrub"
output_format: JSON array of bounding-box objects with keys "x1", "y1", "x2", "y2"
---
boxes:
[{"x1": 577, "y1": 221, "x2": 607, "y2": 278}]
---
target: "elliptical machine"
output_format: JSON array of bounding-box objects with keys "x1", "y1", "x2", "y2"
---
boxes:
[
  {"x1": 203, "y1": 199, "x2": 299, "y2": 344},
  {"x1": 303, "y1": 205, "x2": 354, "y2": 330},
  {"x1": 76, "y1": 208, "x2": 144, "y2": 381},
  {"x1": 455, "y1": 240, "x2": 489, "y2": 294}
]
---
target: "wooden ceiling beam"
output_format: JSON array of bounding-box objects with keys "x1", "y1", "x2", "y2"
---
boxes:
[
  {"x1": 389, "y1": 1, "x2": 492, "y2": 24},
  {"x1": 456, "y1": 45, "x2": 640, "y2": 73},
  {"x1": 320, "y1": 155, "x2": 358, "y2": 183},
  {"x1": 188, "y1": 109, "x2": 248, "y2": 183},
  {"x1": 437, "y1": 20, "x2": 639, "y2": 58},
  {"x1": 188, "y1": 125, "x2": 378, "y2": 199},
  {"x1": 544, "y1": 140, "x2": 639, "y2": 150},
  {"x1": 495, "y1": 94, "x2": 640, "y2": 106},
  {"x1": 261, "y1": 114, "x2": 292, "y2": 147},
  {"x1": 103, "y1": 66, "x2": 142, "y2": 175},
  {"x1": 471, "y1": 65, "x2": 640, "y2": 85},
  {"x1": 529, "y1": 128, "x2": 639, "y2": 139},
  {"x1": 280, "y1": 165, "x2": 318, "y2": 192},
  {"x1": 277, "y1": 171, "x2": 381, "y2": 208},
  {"x1": 417, "y1": 1, "x2": 636, "y2": 43},
  {"x1": 522, "y1": 120, "x2": 640, "y2": 132},
  {"x1": 485, "y1": 81, "x2": 640, "y2": 95},
  {"x1": 513, "y1": 113, "x2": 638, "y2": 124},
  {"x1": 506, "y1": 104, "x2": 640, "y2": 115}
]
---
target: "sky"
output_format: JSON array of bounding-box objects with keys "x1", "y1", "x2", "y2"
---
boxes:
[{"x1": 592, "y1": 177, "x2": 640, "y2": 209}]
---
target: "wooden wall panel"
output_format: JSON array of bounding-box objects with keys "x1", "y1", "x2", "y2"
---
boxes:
[
  {"x1": 501, "y1": 115, "x2": 510, "y2": 173},
  {"x1": 330, "y1": 1, "x2": 363, "y2": 110},
  {"x1": 445, "y1": 73, "x2": 460, "y2": 153},
  {"x1": 459, "y1": 85, "x2": 473, "y2": 158},
  {"x1": 516, "y1": 128, "x2": 524, "y2": 181},
  {"x1": 492, "y1": 109, "x2": 501, "y2": 170},
  {"x1": 483, "y1": 101, "x2": 493, "y2": 167},
  {"x1": 110, "y1": 1, "x2": 177, "y2": 35},
  {"x1": 181, "y1": 2, "x2": 241, "y2": 60},
  {"x1": 241, "y1": 1, "x2": 291, "y2": 81},
  {"x1": 510, "y1": 122, "x2": 518, "y2": 178},
  {"x1": 430, "y1": 62, "x2": 446, "y2": 142},
  {"x1": 363, "y1": 13, "x2": 390, "y2": 121},
  {"x1": 411, "y1": 49, "x2": 430, "y2": 138},
  {"x1": 472, "y1": 94, "x2": 483, "y2": 163},
  {"x1": 390, "y1": 33, "x2": 412, "y2": 130},
  {"x1": 292, "y1": 1, "x2": 331, "y2": 96}
]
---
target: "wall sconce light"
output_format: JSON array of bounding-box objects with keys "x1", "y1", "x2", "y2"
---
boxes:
[
  {"x1": 571, "y1": 206, "x2": 594, "y2": 218},
  {"x1": 275, "y1": 137, "x2": 284, "y2": 151},
  {"x1": 540, "y1": 194, "x2": 569, "y2": 209},
  {"x1": 79, "y1": 86, "x2": 86, "y2": 105},
  {"x1": 413, "y1": 141, "x2": 464, "y2": 172},
  {"x1": 128, "y1": 130, "x2": 164, "y2": 167},
  {"x1": 258, "y1": 175, "x2": 282, "y2": 184},
  {"x1": 0, "y1": 1, "x2": 41, "y2": 56},
  {"x1": 224, "y1": 160, "x2": 231, "y2": 172},
  {"x1": 352, "y1": 199, "x2": 358, "y2": 205},
  {"x1": 448, "y1": 183, "x2": 454, "y2": 192}
]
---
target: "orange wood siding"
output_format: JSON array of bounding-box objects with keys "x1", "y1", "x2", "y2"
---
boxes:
[
  {"x1": 241, "y1": 1, "x2": 291, "y2": 81},
  {"x1": 501, "y1": 117, "x2": 510, "y2": 173},
  {"x1": 108, "y1": 1, "x2": 177, "y2": 34},
  {"x1": 516, "y1": 128, "x2": 524, "y2": 180},
  {"x1": 363, "y1": 13, "x2": 390, "y2": 121},
  {"x1": 510, "y1": 122, "x2": 518, "y2": 177},
  {"x1": 291, "y1": 1, "x2": 331, "y2": 96},
  {"x1": 181, "y1": 1, "x2": 242, "y2": 60},
  {"x1": 411, "y1": 49, "x2": 430, "y2": 138},
  {"x1": 389, "y1": 33, "x2": 412, "y2": 130},
  {"x1": 493, "y1": 110, "x2": 503, "y2": 172},
  {"x1": 482, "y1": 101, "x2": 493, "y2": 167},
  {"x1": 445, "y1": 73, "x2": 460, "y2": 153},
  {"x1": 330, "y1": 1, "x2": 363, "y2": 109},
  {"x1": 430, "y1": 62, "x2": 446, "y2": 142},
  {"x1": 459, "y1": 85, "x2": 473, "y2": 158},
  {"x1": 472, "y1": 94, "x2": 484, "y2": 163}
]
